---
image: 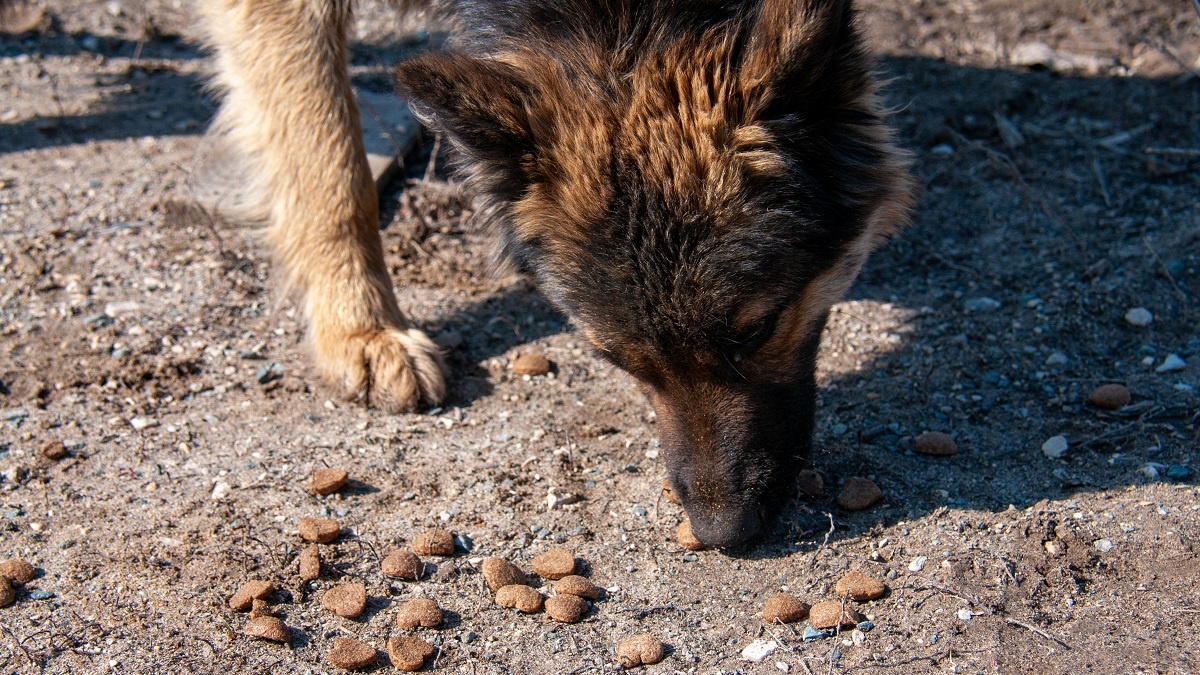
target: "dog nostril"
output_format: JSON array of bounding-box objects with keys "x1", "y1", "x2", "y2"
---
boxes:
[{"x1": 686, "y1": 508, "x2": 763, "y2": 548}]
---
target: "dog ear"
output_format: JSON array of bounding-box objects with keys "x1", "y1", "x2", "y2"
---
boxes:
[{"x1": 395, "y1": 52, "x2": 534, "y2": 197}]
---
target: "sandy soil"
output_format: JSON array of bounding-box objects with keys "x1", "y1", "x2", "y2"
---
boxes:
[{"x1": 0, "y1": 1, "x2": 1198, "y2": 673}]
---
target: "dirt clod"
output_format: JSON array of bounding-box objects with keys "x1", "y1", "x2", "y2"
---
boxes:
[
  {"x1": 796, "y1": 470, "x2": 824, "y2": 500},
  {"x1": 496, "y1": 584, "x2": 544, "y2": 613},
  {"x1": 40, "y1": 439, "x2": 68, "y2": 460},
  {"x1": 511, "y1": 352, "x2": 551, "y2": 376},
  {"x1": 836, "y1": 477, "x2": 882, "y2": 511},
  {"x1": 0, "y1": 559, "x2": 36, "y2": 585},
  {"x1": 661, "y1": 478, "x2": 680, "y2": 505},
  {"x1": 412, "y1": 529, "x2": 454, "y2": 556},
  {"x1": 914, "y1": 431, "x2": 957, "y2": 457},
  {"x1": 675, "y1": 520, "x2": 704, "y2": 550},
  {"x1": 244, "y1": 616, "x2": 291, "y2": 643},
  {"x1": 762, "y1": 593, "x2": 809, "y2": 623},
  {"x1": 531, "y1": 548, "x2": 576, "y2": 579},
  {"x1": 617, "y1": 633, "x2": 665, "y2": 668},
  {"x1": 228, "y1": 580, "x2": 274, "y2": 611},
  {"x1": 388, "y1": 636, "x2": 436, "y2": 672},
  {"x1": 327, "y1": 637, "x2": 377, "y2": 670},
  {"x1": 382, "y1": 550, "x2": 423, "y2": 580},
  {"x1": 834, "y1": 570, "x2": 886, "y2": 601},
  {"x1": 808, "y1": 601, "x2": 862, "y2": 629},
  {"x1": 321, "y1": 582, "x2": 367, "y2": 618},
  {"x1": 482, "y1": 557, "x2": 527, "y2": 591},
  {"x1": 299, "y1": 545, "x2": 321, "y2": 581},
  {"x1": 0, "y1": 577, "x2": 14, "y2": 608},
  {"x1": 1088, "y1": 383, "x2": 1131, "y2": 410},
  {"x1": 310, "y1": 467, "x2": 348, "y2": 495},
  {"x1": 554, "y1": 575, "x2": 600, "y2": 600},
  {"x1": 395, "y1": 597, "x2": 442, "y2": 628},
  {"x1": 298, "y1": 518, "x2": 340, "y2": 543},
  {"x1": 545, "y1": 593, "x2": 590, "y2": 623}
]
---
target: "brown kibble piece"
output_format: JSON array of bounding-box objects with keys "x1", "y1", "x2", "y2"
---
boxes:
[
  {"x1": 395, "y1": 598, "x2": 442, "y2": 628},
  {"x1": 244, "y1": 616, "x2": 290, "y2": 642},
  {"x1": 837, "y1": 477, "x2": 882, "y2": 511},
  {"x1": 41, "y1": 439, "x2": 68, "y2": 460},
  {"x1": 834, "y1": 570, "x2": 886, "y2": 601},
  {"x1": 661, "y1": 478, "x2": 680, "y2": 505},
  {"x1": 310, "y1": 468, "x2": 349, "y2": 495},
  {"x1": 762, "y1": 593, "x2": 809, "y2": 623},
  {"x1": 388, "y1": 636, "x2": 436, "y2": 672},
  {"x1": 481, "y1": 557, "x2": 527, "y2": 591},
  {"x1": 298, "y1": 517, "x2": 340, "y2": 543},
  {"x1": 299, "y1": 545, "x2": 321, "y2": 581},
  {"x1": 545, "y1": 594, "x2": 590, "y2": 623},
  {"x1": 554, "y1": 575, "x2": 600, "y2": 600},
  {"x1": 531, "y1": 548, "x2": 576, "y2": 579},
  {"x1": 382, "y1": 550, "x2": 423, "y2": 580},
  {"x1": 808, "y1": 601, "x2": 862, "y2": 629},
  {"x1": 617, "y1": 633, "x2": 665, "y2": 669},
  {"x1": 796, "y1": 470, "x2": 824, "y2": 500},
  {"x1": 512, "y1": 352, "x2": 551, "y2": 376},
  {"x1": 676, "y1": 520, "x2": 704, "y2": 550},
  {"x1": 1088, "y1": 383, "x2": 1131, "y2": 410},
  {"x1": 412, "y1": 529, "x2": 454, "y2": 556},
  {"x1": 0, "y1": 577, "x2": 13, "y2": 608},
  {"x1": 0, "y1": 559, "x2": 36, "y2": 585},
  {"x1": 914, "y1": 432, "x2": 957, "y2": 457},
  {"x1": 322, "y1": 582, "x2": 367, "y2": 618},
  {"x1": 249, "y1": 598, "x2": 271, "y2": 619},
  {"x1": 229, "y1": 579, "x2": 274, "y2": 611},
  {"x1": 496, "y1": 584, "x2": 544, "y2": 613},
  {"x1": 327, "y1": 637, "x2": 377, "y2": 670}
]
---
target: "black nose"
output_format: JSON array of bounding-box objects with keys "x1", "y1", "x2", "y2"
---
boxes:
[{"x1": 686, "y1": 506, "x2": 763, "y2": 548}]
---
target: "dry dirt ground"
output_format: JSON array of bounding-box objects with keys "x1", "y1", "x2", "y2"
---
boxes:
[{"x1": 1, "y1": 1, "x2": 1199, "y2": 673}]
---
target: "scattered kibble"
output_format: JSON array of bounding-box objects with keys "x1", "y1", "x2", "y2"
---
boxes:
[
  {"x1": 836, "y1": 477, "x2": 882, "y2": 511},
  {"x1": 531, "y1": 548, "x2": 576, "y2": 579},
  {"x1": 512, "y1": 352, "x2": 551, "y2": 376},
  {"x1": 382, "y1": 550, "x2": 423, "y2": 580},
  {"x1": 40, "y1": 439, "x2": 68, "y2": 461},
  {"x1": 229, "y1": 580, "x2": 274, "y2": 611},
  {"x1": 327, "y1": 637, "x2": 377, "y2": 670},
  {"x1": 244, "y1": 616, "x2": 291, "y2": 642},
  {"x1": 808, "y1": 601, "x2": 862, "y2": 629},
  {"x1": 545, "y1": 593, "x2": 589, "y2": 623},
  {"x1": 310, "y1": 468, "x2": 348, "y2": 495},
  {"x1": 914, "y1": 432, "x2": 957, "y2": 457},
  {"x1": 762, "y1": 593, "x2": 808, "y2": 623},
  {"x1": 298, "y1": 518, "x2": 340, "y2": 543},
  {"x1": 249, "y1": 598, "x2": 271, "y2": 619},
  {"x1": 0, "y1": 559, "x2": 36, "y2": 585},
  {"x1": 554, "y1": 575, "x2": 600, "y2": 600},
  {"x1": 834, "y1": 570, "x2": 886, "y2": 601},
  {"x1": 1087, "y1": 383, "x2": 1131, "y2": 410},
  {"x1": 321, "y1": 582, "x2": 367, "y2": 619},
  {"x1": 0, "y1": 577, "x2": 13, "y2": 608},
  {"x1": 675, "y1": 520, "x2": 704, "y2": 550},
  {"x1": 388, "y1": 636, "x2": 436, "y2": 672},
  {"x1": 299, "y1": 545, "x2": 321, "y2": 581},
  {"x1": 496, "y1": 584, "x2": 544, "y2": 613},
  {"x1": 482, "y1": 557, "x2": 527, "y2": 591},
  {"x1": 796, "y1": 470, "x2": 824, "y2": 500},
  {"x1": 395, "y1": 598, "x2": 442, "y2": 628},
  {"x1": 412, "y1": 529, "x2": 454, "y2": 556},
  {"x1": 617, "y1": 633, "x2": 665, "y2": 668}
]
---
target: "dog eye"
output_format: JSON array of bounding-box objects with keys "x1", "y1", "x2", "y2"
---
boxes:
[{"x1": 729, "y1": 312, "x2": 780, "y2": 361}]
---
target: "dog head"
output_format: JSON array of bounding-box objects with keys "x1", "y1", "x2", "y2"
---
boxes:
[{"x1": 397, "y1": 0, "x2": 915, "y2": 547}]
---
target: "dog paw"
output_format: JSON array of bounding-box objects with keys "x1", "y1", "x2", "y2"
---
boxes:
[{"x1": 314, "y1": 326, "x2": 448, "y2": 412}]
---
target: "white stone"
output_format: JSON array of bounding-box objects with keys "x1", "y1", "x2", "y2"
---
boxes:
[
  {"x1": 1156, "y1": 354, "x2": 1186, "y2": 373},
  {"x1": 1042, "y1": 435, "x2": 1069, "y2": 459},
  {"x1": 1044, "y1": 351, "x2": 1069, "y2": 366},
  {"x1": 129, "y1": 417, "x2": 157, "y2": 431},
  {"x1": 957, "y1": 609, "x2": 974, "y2": 621},
  {"x1": 908, "y1": 556, "x2": 928, "y2": 572},
  {"x1": 740, "y1": 640, "x2": 778, "y2": 663},
  {"x1": 104, "y1": 300, "x2": 141, "y2": 317},
  {"x1": 211, "y1": 481, "x2": 230, "y2": 501},
  {"x1": 1124, "y1": 307, "x2": 1153, "y2": 327},
  {"x1": 1094, "y1": 539, "x2": 1113, "y2": 553},
  {"x1": 964, "y1": 297, "x2": 1001, "y2": 312}
]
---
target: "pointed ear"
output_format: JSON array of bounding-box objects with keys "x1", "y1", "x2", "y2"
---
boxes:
[{"x1": 395, "y1": 52, "x2": 534, "y2": 196}]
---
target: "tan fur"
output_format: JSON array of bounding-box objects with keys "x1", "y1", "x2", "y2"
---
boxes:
[{"x1": 197, "y1": 0, "x2": 445, "y2": 411}]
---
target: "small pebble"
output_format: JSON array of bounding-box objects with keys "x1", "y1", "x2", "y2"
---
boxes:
[
  {"x1": 244, "y1": 616, "x2": 290, "y2": 643},
  {"x1": 496, "y1": 584, "x2": 544, "y2": 613},
  {"x1": 1124, "y1": 307, "x2": 1153, "y2": 327},
  {"x1": 545, "y1": 593, "x2": 590, "y2": 623},
  {"x1": 482, "y1": 557, "x2": 528, "y2": 591},
  {"x1": 956, "y1": 609, "x2": 974, "y2": 621},
  {"x1": 413, "y1": 529, "x2": 455, "y2": 556},
  {"x1": 617, "y1": 633, "x2": 665, "y2": 669},
  {"x1": 964, "y1": 297, "x2": 1001, "y2": 312},
  {"x1": 229, "y1": 580, "x2": 274, "y2": 611},
  {"x1": 395, "y1": 598, "x2": 442, "y2": 629},
  {"x1": 914, "y1": 432, "x2": 957, "y2": 457},
  {"x1": 327, "y1": 637, "x2": 377, "y2": 670},
  {"x1": 321, "y1": 582, "x2": 367, "y2": 618},
  {"x1": 298, "y1": 545, "x2": 321, "y2": 581},
  {"x1": 388, "y1": 636, "x2": 436, "y2": 672},
  {"x1": 40, "y1": 440, "x2": 68, "y2": 460},
  {"x1": 802, "y1": 626, "x2": 829, "y2": 641},
  {"x1": 0, "y1": 577, "x2": 13, "y2": 608},
  {"x1": 1041, "y1": 435, "x2": 1069, "y2": 459},
  {"x1": 1087, "y1": 383, "x2": 1131, "y2": 410},
  {"x1": 531, "y1": 548, "x2": 576, "y2": 579},
  {"x1": 382, "y1": 550, "x2": 423, "y2": 580},
  {"x1": 796, "y1": 470, "x2": 824, "y2": 500},
  {"x1": 1044, "y1": 351, "x2": 1069, "y2": 366},
  {"x1": 1156, "y1": 354, "x2": 1186, "y2": 373},
  {"x1": 310, "y1": 468, "x2": 348, "y2": 495},
  {"x1": 908, "y1": 556, "x2": 928, "y2": 572},
  {"x1": 512, "y1": 352, "x2": 552, "y2": 376},
  {"x1": 661, "y1": 478, "x2": 680, "y2": 505},
  {"x1": 555, "y1": 575, "x2": 601, "y2": 600},
  {"x1": 833, "y1": 570, "x2": 886, "y2": 601},
  {"x1": 1166, "y1": 465, "x2": 1191, "y2": 480},
  {"x1": 762, "y1": 593, "x2": 808, "y2": 623},
  {"x1": 27, "y1": 590, "x2": 52, "y2": 600},
  {"x1": 808, "y1": 602, "x2": 862, "y2": 630},
  {"x1": 740, "y1": 639, "x2": 778, "y2": 663},
  {"x1": 676, "y1": 520, "x2": 704, "y2": 550},
  {"x1": 836, "y1": 477, "x2": 882, "y2": 511},
  {"x1": 857, "y1": 620, "x2": 874, "y2": 632},
  {"x1": 1094, "y1": 539, "x2": 1113, "y2": 553},
  {"x1": 0, "y1": 559, "x2": 36, "y2": 585},
  {"x1": 298, "y1": 518, "x2": 340, "y2": 543}
]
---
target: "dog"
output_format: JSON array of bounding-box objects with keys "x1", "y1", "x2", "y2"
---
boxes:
[{"x1": 197, "y1": 0, "x2": 915, "y2": 547}]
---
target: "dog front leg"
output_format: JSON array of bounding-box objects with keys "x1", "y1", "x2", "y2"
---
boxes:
[{"x1": 198, "y1": 0, "x2": 446, "y2": 411}]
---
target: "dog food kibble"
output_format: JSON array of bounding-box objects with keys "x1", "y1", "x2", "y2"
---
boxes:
[
  {"x1": 299, "y1": 545, "x2": 321, "y2": 581},
  {"x1": 388, "y1": 636, "x2": 436, "y2": 672},
  {"x1": 310, "y1": 468, "x2": 348, "y2": 495},
  {"x1": 0, "y1": 559, "x2": 36, "y2": 584},
  {"x1": 244, "y1": 616, "x2": 291, "y2": 642},
  {"x1": 762, "y1": 593, "x2": 809, "y2": 623},
  {"x1": 298, "y1": 517, "x2": 340, "y2": 543},
  {"x1": 661, "y1": 478, "x2": 680, "y2": 505},
  {"x1": 836, "y1": 477, "x2": 882, "y2": 511},
  {"x1": 482, "y1": 557, "x2": 528, "y2": 591},
  {"x1": 496, "y1": 584, "x2": 544, "y2": 613},
  {"x1": 41, "y1": 439, "x2": 68, "y2": 460},
  {"x1": 617, "y1": 633, "x2": 666, "y2": 669},
  {"x1": 321, "y1": 582, "x2": 367, "y2": 618},
  {"x1": 412, "y1": 529, "x2": 455, "y2": 556},
  {"x1": 675, "y1": 520, "x2": 704, "y2": 550},
  {"x1": 382, "y1": 550, "x2": 423, "y2": 580},
  {"x1": 531, "y1": 548, "x2": 576, "y2": 579},
  {"x1": 512, "y1": 352, "x2": 551, "y2": 376},
  {"x1": 554, "y1": 575, "x2": 600, "y2": 600},
  {"x1": 395, "y1": 598, "x2": 443, "y2": 629},
  {"x1": 327, "y1": 637, "x2": 377, "y2": 670},
  {"x1": 1088, "y1": 383, "x2": 1131, "y2": 410},
  {"x1": 834, "y1": 570, "x2": 886, "y2": 601},
  {"x1": 914, "y1": 432, "x2": 957, "y2": 457},
  {"x1": 545, "y1": 593, "x2": 590, "y2": 623},
  {"x1": 0, "y1": 577, "x2": 13, "y2": 608},
  {"x1": 808, "y1": 601, "x2": 862, "y2": 630},
  {"x1": 229, "y1": 580, "x2": 274, "y2": 611},
  {"x1": 249, "y1": 598, "x2": 271, "y2": 619},
  {"x1": 796, "y1": 470, "x2": 824, "y2": 500}
]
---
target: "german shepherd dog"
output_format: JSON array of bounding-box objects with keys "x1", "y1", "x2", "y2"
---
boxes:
[{"x1": 197, "y1": 0, "x2": 915, "y2": 547}]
